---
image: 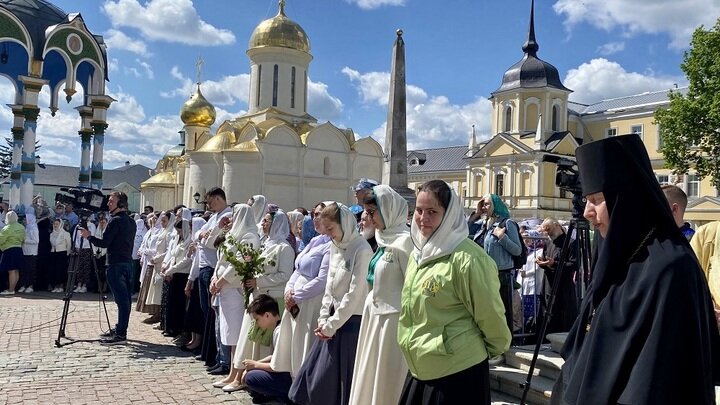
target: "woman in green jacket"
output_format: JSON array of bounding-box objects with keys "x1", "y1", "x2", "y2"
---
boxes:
[
  {"x1": 398, "y1": 180, "x2": 510, "y2": 405},
  {"x1": 0, "y1": 211, "x2": 26, "y2": 295}
]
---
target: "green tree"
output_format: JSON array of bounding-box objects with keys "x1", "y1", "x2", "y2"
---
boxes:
[
  {"x1": 0, "y1": 138, "x2": 42, "y2": 178},
  {"x1": 655, "y1": 18, "x2": 720, "y2": 190}
]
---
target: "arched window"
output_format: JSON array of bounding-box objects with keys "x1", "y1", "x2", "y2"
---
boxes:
[
  {"x1": 552, "y1": 105, "x2": 559, "y2": 131},
  {"x1": 291, "y1": 66, "x2": 296, "y2": 109},
  {"x1": 323, "y1": 157, "x2": 330, "y2": 176},
  {"x1": 256, "y1": 65, "x2": 262, "y2": 107},
  {"x1": 504, "y1": 107, "x2": 512, "y2": 132},
  {"x1": 303, "y1": 70, "x2": 308, "y2": 111},
  {"x1": 272, "y1": 64, "x2": 279, "y2": 107}
]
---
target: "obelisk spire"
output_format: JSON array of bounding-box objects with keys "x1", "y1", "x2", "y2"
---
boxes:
[{"x1": 382, "y1": 29, "x2": 415, "y2": 210}]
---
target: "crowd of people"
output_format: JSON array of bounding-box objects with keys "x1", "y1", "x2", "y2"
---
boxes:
[{"x1": 0, "y1": 133, "x2": 718, "y2": 404}]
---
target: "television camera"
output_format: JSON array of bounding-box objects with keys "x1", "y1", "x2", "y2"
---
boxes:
[{"x1": 55, "y1": 187, "x2": 109, "y2": 217}]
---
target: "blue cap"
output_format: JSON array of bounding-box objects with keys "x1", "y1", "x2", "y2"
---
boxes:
[
  {"x1": 353, "y1": 178, "x2": 379, "y2": 192},
  {"x1": 349, "y1": 205, "x2": 363, "y2": 215}
]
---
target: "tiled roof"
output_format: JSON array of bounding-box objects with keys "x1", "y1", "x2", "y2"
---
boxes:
[
  {"x1": 407, "y1": 146, "x2": 471, "y2": 173},
  {"x1": 1, "y1": 163, "x2": 152, "y2": 190},
  {"x1": 573, "y1": 87, "x2": 687, "y2": 115}
]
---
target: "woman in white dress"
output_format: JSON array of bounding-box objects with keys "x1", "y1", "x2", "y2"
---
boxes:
[
  {"x1": 349, "y1": 185, "x2": 413, "y2": 405},
  {"x1": 136, "y1": 213, "x2": 159, "y2": 315},
  {"x1": 145, "y1": 211, "x2": 175, "y2": 318},
  {"x1": 209, "y1": 203, "x2": 261, "y2": 389},
  {"x1": 225, "y1": 208, "x2": 294, "y2": 392},
  {"x1": 272, "y1": 202, "x2": 331, "y2": 376}
]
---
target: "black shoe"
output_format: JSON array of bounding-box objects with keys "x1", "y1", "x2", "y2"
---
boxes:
[
  {"x1": 100, "y1": 335, "x2": 126, "y2": 345},
  {"x1": 99, "y1": 329, "x2": 115, "y2": 338},
  {"x1": 162, "y1": 331, "x2": 179, "y2": 338},
  {"x1": 208, "y1": 365, "x2": 229, "y2": 375},
  {"x1": 251, "y1": 393, "x2": 272, "y2": 404}
]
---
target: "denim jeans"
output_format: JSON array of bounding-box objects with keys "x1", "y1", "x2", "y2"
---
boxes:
[
  {"x1": 106, "y1": 261, "x2": 133, "y2": 338},
  {"x1": 198, "y1": 266, "x2": 214, "y2": 319}
]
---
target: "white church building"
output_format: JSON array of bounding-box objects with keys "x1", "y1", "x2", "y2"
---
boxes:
[{"x1": 141, "y1": 1, "x2": 383, "y2": 210}]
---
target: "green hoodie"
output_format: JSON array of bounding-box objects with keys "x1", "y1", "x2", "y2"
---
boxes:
[
  {"x1": 398, "y1": 238, "x2": 511, "y2": 380},
  {"x1": 0, "y1": 222, "x2": 25, "y2": 251}
]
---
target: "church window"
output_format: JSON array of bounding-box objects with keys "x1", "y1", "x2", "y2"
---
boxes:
[
  {"x1": 552, "y1": 105, "x2": 559, "y2": 131},
  {"x1": 606, "y1": 127, "x2": 617, "y2": 137},
  {"x1": 504, "y1": 107, "x2": 512, "y2": 132},
  {"x1": 256, "y1": 65, "x2": 262, "y2": 107},
  {"x1": 687, "y1": 174, "x2": 699, "y2": 198},
  {"x1": 272, "y1": 65, "x2": 279, "y2": 107},
  {"x1": 304, "y1": 70, "x2": 308, "y2": 111},
  {"x1": 495, "y1": 173, "x2": 505, "y2": 196},
  {"x1": 291, "y1": 67, "x2": 296, "y2": 108},
  {"x1": 631, "y1": 124, "x2": 643, "y2": 140},
  {"x1": 323, "y1": 157, "x2": 331, "y2": 176},
  {"x1": 656, "y1": 174, "x2": 669, "y2": 184}
]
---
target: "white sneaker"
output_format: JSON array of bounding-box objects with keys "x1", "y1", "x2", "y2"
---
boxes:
[
  {"x1": 25, "y1": 287, "x2": 34, "y2": 293},
  {"x1": 52, "y1": 288, "x2": 62, "y2": 293},
  {"x1": 17, "y1": 287, "x2": 26, "y2": 293},
  {"x1": 0, "y1": 290, "x2": 15, "y2": 295},
  {"x1": 73, "y1": 286, "x2": 81, "y2": 293},
  {"x1": 78, "y1": 286, "x2": 87, "y2": 293}
]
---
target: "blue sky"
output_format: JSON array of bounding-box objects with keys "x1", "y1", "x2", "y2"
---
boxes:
[{"x1": 1, "y1": 0, "x2": 718, "y2": 170}]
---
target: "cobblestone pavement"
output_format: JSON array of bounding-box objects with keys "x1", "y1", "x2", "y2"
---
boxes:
[{"x1": 0, "y1": 292, "x2": 519, "y2": 404}]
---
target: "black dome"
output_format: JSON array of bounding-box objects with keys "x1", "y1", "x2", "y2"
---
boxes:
[
  {"x1": 493, "y1": 0, "x2": 570, "y2": 94},
  {"x1": 0, "y1": 0, "x2": 68, "y2": 59}
]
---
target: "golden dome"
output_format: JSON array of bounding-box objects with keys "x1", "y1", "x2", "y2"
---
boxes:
[
  {"x1": 180, "y1": 84, "x2": 216, "y2": 127},
  {"x1": 248, "y1": 1, "x2": 310, "y2": 53}
]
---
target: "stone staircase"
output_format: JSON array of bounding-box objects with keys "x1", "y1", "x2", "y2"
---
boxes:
[{"x1": 489, "y1": 333, "x2": 567, "y2": 405}]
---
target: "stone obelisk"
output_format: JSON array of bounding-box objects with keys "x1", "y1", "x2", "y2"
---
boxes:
[{"x1": 382, "y1": 29, "x2": 416, "y2": 212}]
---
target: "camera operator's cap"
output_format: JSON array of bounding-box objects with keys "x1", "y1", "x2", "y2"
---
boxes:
[
  {"x1": 353, "y1": 178, "x2": 379, "y2": 192},
  {"x1": 576, "y1": 134, "x2": 653, "y2": 197}
]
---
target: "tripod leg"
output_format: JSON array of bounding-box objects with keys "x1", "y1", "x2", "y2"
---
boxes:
[
  {"x1": 90, "y1": 249, "x2": 113, "y2": 332},
  {"x1": 56, "y1": 253, "x2": 79, "y2": 346}
]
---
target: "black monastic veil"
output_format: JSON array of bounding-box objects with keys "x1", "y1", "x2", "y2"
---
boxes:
[{"x1": 550, "y1": 135, "x2": 719, "y2": 405}]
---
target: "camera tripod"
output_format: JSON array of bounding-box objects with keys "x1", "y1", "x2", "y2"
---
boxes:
[
  {"x1": 520, "y1": 214, "x2": 592, "y2": 404},
  {"x1": 55, "y1": 226, "x2": 112, "y2": 347}
]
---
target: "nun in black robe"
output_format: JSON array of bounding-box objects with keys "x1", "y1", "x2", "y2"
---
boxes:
[{"x1": 550, "y1": 134, "x2": 719, "y2": 405}]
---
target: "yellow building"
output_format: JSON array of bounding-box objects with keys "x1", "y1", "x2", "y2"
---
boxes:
[{"x1": 410, "y1": 3, "x2": 719, "y2": 225}]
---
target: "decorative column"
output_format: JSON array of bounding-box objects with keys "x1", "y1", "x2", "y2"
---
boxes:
[
  {"x1": 18, "y1": 76, "x2": 47, "y2": 210},
  {"x1": 76, "y1": 105, "x2": 93, "y2": 188},
  {"x1": 7, "y1": 105, "x2": 25, "y2": 210},
  {"x1": 89, "y1": 95, "x2": 114, "y2": 190}
]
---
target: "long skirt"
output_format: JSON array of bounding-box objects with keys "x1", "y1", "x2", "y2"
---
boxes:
[
  {"x1": 145, "y1": 265, "x2": 164, "y2": 306},
  {"x1": 159, "y1": 280, "x2": 171, "y2": 331},
  {"x1": 136, "y1": 264, "x2": 159, "y2": 314},
  {"x1": 218, "y1": 287, "x2": 245, "y2": 346},
  {"x1": 49, "y1": 251, "x2": 68, "y2": 287},
  {"x1": 184, "y1": 278, "x2": 204, "y2": 334},
  {"x1": 75, "y1": 248, "x2": 93, "y2": 286},
  {"x1": 166, "y1": 273, "x2": 189, "y2": 333},
  {"x1": 349, "y1": 303, "x2": 407, "y2": 405},
  {"x1": 398, "y1": 360, "x2": 490, "y2": 405},
  {"x1": 288, "y1": 315, "x2": 362, "y2": 405},
  {"x1": 270, "y1": 288, "x2": 323, "y2": 376}
]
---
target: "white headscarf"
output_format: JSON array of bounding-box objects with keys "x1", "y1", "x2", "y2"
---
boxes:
[
  {"x1": 410, "y1": 184, "x2": 467, "y2": 266},
  {"x1": 179, "y1": 207, "x2": 192, "y2": 221},
  {"x1": 287, "y1": 211, "x2": 304, "y2": 235},
  {"x1": 329, "y1": 203, "x2": 368, "y2": 272},
  {"x1": 5, "y1": 210, "x2": 18, "y2": 225},
  {"x1": 135, "y1": 219, "x2": 147, "y2": 239},
  {"x1": 251, "y1": 194, "x2": 267, "y2": 225},
  {"x1": 263, "y1": 208, "x2": 290, "y2": 250},
  {"x1": 372, "y1": 185, "x2": 411, "y2": 252},
  {"x1": 191, "y1": 217, "x2": 206, "y2": 242},
  {"x1": 228, "y1": 203, "x2": 261, "y2": 248}
]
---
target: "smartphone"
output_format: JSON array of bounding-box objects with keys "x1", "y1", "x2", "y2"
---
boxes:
[{"x1": 289, "y1": 304, "x2": 300, "y2": 319}]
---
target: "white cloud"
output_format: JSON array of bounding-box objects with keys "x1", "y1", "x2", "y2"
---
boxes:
[
  {"x1": 345, "y1": 0, "x2": 406, "y2": 10},
  {"x1": 108, "y1": 58, "x2": 119, "y2": 72},
  {"x1": 104, "y1": 29, "x2": 150, "y2": 56},
  {"x1": 137, "y1": 59, "x2": 154, "y2": 79},
  {"x1": 102, "y1": 0, "x2": 235, "y2": 46},
  {"x1": 553, "y1": 0, "x2": 720, "y2": 49},
  {"x1": 343, "y1": 67, "x2": 491, "y2": 149},
  {"x1": 564, "y1": 58, "x2": 684, "y2": 104},
  {"x1": 596, "y1": 41, "x2": 625, "y2": 56},
  {"x1": 307, "y1": 80, "x2": 343, "y2": 122}
]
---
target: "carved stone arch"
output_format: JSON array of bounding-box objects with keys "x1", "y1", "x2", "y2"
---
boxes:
[
  {"x1": 305, "y1": 123, "x2": 351, "y2": 152},
  {"x1": 353, "y1": 136, "x2": 383, "y2": 158},
  {"x1": 524, "y1": 97, "x2": 540, "y2": 131},
  {"x1": 263, "y1": 124, "x2": 302, "y2": 147}
]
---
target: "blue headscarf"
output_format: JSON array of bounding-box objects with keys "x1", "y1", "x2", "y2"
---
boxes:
[{"x1": 485, "y1": 193, "x2": 510, "y2": 219}]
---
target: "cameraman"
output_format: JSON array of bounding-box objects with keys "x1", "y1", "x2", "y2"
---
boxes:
[{"x1": 79, "y1": 192, "x2": 136, "y2": 345}]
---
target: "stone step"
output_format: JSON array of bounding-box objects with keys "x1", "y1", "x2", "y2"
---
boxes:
[
  {"x1": 546, "y1": 332, "x2": 568, "y2": 353},
  {"x1": 505, "y1": 346, "x2": 563, "y2": 381},
  {"x1": 489, "y1": 365, "x2": 554, "y2": 405}
]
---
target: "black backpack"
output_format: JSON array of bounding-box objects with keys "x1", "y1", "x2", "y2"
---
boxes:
[{"x1": 499, "y1": 218, "x2": 527, "y2": 269}]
